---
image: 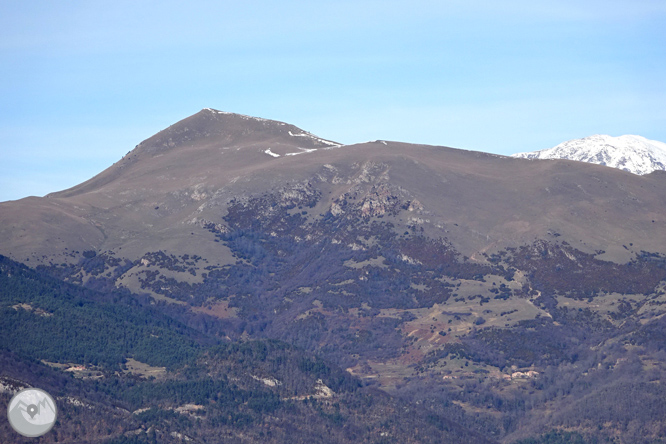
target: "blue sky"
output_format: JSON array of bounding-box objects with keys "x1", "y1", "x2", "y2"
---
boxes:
[{"x1": 1, "y1": 0, "x2": 664, "y2": 202}]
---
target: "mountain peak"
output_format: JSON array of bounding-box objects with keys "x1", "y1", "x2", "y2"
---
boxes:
[
  {"x1": 132, "y1": 108, "x2": 340, "y2": 156},
  {"x1": 512, "y1": 134, "x2": 666, "y2": 175},
  {"x1": 201, "y1": 107, "x2": 279, "y2": 123},
  {"x1": 46, "y1": 109, "x2": 342, "y2": 199}
]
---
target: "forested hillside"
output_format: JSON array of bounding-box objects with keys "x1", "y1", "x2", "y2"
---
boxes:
[{"x1": 0, "y1": 256, "x2": 492, "y2": 443}]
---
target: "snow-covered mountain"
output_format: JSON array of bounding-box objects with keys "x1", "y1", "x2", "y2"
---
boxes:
[{"x1": 512, "y1": 135, "x2": 666, "y2": 175}]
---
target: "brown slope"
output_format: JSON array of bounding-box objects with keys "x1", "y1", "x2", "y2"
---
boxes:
[
  {"x1": 1, "y1": 109, "x2": 666, "y2": 269},
  {"x1": 0, "y1": 109, "x2": 341, "y2": 264},
  {"x1": 50, "y1": 108, "x2": 341, "y2": 199}
]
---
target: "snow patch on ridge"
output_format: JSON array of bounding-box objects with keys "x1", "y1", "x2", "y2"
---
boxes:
[
  {"x1": 203, "y1": 108, "x2": 340, "y2": 146},
  {"x1": 285, "y1": 147, "x2": 318, "y2": 156},
  {"x1": 204, "y1": 108, "x2": 272, "y2": 123},
  {"x1": 288, "y1": 130, "x2": 341, "y2": 147},
  {"x1": 512, "y1": 135, "x2": 666, "y2": 175},
  {"x1": 264, "y1": 148, "x2": 280, "y2": 158}
]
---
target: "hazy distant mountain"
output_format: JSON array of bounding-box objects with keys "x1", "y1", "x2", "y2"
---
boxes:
[
  {"x1": 2, "y1": 109, "x2": 666, "y2": 443},
  {"x1": 512, "y1": 134, "x2": 666, "y2": 175}
]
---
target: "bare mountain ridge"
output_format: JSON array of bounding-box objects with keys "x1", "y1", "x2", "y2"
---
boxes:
[
  {"x1": 52, "y1": 108, "x2": 341, "y2": 199},
  {"x1": 1, "y1": 108, "x2": 665, "y2": 268}
]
